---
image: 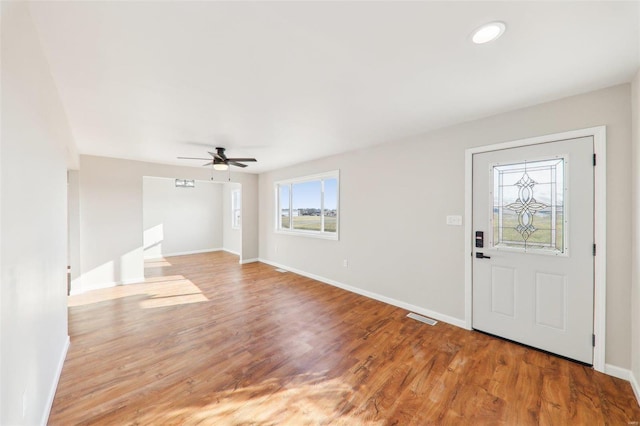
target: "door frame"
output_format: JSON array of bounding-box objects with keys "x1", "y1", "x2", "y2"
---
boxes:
[{"x1": 464, "y1": 126, "x2": 607, "y2": 372}]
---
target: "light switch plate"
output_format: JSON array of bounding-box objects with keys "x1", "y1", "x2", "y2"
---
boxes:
[{"x1": 446, "y1": 215, "x2": 463, "y2": 226}]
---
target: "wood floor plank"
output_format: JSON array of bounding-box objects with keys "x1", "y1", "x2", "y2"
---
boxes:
[{"x1": 49, "y1": 251, "x2": 640, "y2": 425}]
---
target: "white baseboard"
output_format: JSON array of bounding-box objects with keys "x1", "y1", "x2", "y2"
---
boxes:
[
  {"x1": 120, "y1": 277, "x2": 146, "y2": 285},
  {"x1": 240, "y1": 258, "x2": 259, "y2": 264},
  {"x1": 631, "y1": 370, "x2": 640, "y2": 407},
  {"x1": 605, "y1": 363, "x2": 632, "y2": 381},
  {"x1": 604, "y1": 364, "x2": 640, "y2": 406},
  {"x1": 69, "y1": 276, "x2": 146, "y2": 295},
  {"x1": 41, "y1": 335, "x2": 69, "y2": 425},
  {"x1": 257, "y1": 258, "x2": 467, "y2": 329},
  {"x1": 76, "y1": 250, "x2": 226, "y2": 295},
  {"x1": 144, "y1": 248, "x2": 223, "y2": 260},
  {"x1": 223, "y1": 249, "x2": 240, "y2": 256},
  {"x1": 70, "y1": 280, "x2": 117, "y2": 295}
]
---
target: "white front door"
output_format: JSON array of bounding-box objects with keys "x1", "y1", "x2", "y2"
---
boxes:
[{"x1": 472, "y1": 136, "x2": 594, "y2": 364}]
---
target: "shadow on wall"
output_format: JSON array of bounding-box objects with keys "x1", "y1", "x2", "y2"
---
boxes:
[
  {"x1": 73, "y1": 246, "x2": 145, "y2": 294},
  {"x1": 144, "y1": 223, "x2": 164, "y2": 259}
]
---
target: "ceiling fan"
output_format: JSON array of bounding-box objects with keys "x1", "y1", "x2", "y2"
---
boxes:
[{"x1": 178, "y1": 147, "x2": 257, "y2": 170}]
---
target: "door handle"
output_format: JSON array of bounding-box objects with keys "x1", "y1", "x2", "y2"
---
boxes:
[{"x1": 475, "y1": 252, "x2": 491, "y2": 259}]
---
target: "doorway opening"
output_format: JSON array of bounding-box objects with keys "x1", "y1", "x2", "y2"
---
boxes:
[{"x1": 142, "y1": 177, "x2": 242, "y2": 268}]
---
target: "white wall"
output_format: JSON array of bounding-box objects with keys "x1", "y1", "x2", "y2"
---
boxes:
[
  {"x1": 143, "y1": 177, "x2": 223, "y2": 259},
  {"x1": 78, "y1": 155, "x2": 258, "y2": 291},
  {"x1": 222, "y1": 182, "x2": 242, "y2": 255},
  {"x1": 68, "y1": 170, "x2": 81, "y2": 294},
  {"x1": 78, "y1": 156, "x2": 145, "y2": 289},
  {"x1": 259, "y1": 84, "x2": 633, "y2": 370},
  {"x1": 241, "y1": 174, "x2": 259, "y2": 263},
  {"x1": 632, "y1": 68, "x2": 640, "y2": 401},
  {"x1": 1, "y1": 2, "x2": 77, "y2": 424}
]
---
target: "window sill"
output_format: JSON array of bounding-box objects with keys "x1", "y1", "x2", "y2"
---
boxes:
[{"x1": 275, "y1": 229, "x2": 339, "y2": 241}]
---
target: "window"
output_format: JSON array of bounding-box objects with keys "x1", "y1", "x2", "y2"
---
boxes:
[
  {"x1": 492, "y1": 157, "x2": 565, "y2": 254},
  {"x1": 231, "y1": 189, "x2": 241, "y2": 229},
  {"x1": 275, "y1": 171, "x2": 339, "y2": 239}
]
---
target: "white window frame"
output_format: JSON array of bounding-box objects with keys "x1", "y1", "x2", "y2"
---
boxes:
[
  {"x1": 231, "y1": 189, "x2": 241, "y2": 230},
  {"x1": 275, "y1": 170, "x2": 339, "y2": 240}
]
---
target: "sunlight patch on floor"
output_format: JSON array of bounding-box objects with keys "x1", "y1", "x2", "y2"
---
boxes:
[
  {"x1": 68, "y1": 276, "x2": 208, "y2": 309},
  {"x1": 139, "y1": 292, "x2": 208, "y2": 309},
  {"x1": 144, "y1": 257, "x2": 173, "y2": 268},
  {"x1": 145, "y1": 375, "x2": 384, "y2": 425}
]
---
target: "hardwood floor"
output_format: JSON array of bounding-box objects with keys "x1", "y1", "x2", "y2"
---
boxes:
[{"x1": 50, "y1": 251, "x2": 640, "y2": 425}]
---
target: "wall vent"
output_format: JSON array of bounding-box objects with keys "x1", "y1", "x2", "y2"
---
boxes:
[{"x1": 407, "y1": 312, "x2": 438, "y2": 326}]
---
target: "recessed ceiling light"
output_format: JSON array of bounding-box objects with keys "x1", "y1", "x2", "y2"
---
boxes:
[{"x1": 471, "y1": 21, "x2": 506, "y2": 44}]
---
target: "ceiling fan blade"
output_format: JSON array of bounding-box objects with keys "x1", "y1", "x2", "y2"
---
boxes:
[
  {"x1": 180, "y1": 148, "x2": 255, "y2": 168},
  {"x1": 226, "y1": 158, "x2": 257, "y2": 162},
  {"x1": 228, "y1": 161, "x2": 248, "y2": 168}
]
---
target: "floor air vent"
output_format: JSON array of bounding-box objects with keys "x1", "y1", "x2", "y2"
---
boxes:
[
  {"x1": 407, "y1": 312, "x2": 438, "y2": 326},
  {"x1": 275, "y1": 268, "x2": 287, "y2": 273}
]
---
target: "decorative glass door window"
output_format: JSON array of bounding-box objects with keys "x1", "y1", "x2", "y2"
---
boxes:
[{"x1": 492, "y1": 157, "x2": 565, "y2": 254}]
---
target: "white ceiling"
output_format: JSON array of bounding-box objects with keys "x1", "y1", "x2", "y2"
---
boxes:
[{"x1": 29, "y1": 1, "x2": 639, "y2": 174}]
